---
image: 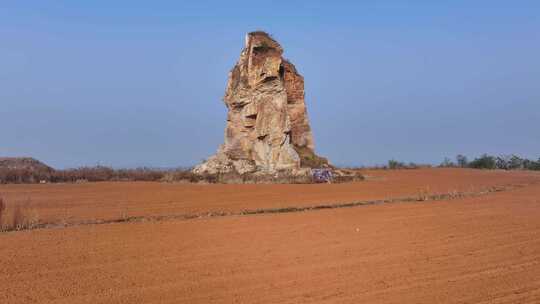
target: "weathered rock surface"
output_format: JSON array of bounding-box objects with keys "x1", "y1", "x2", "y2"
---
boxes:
[{"x1": 194, "y1": 31, "x2": 328, "y2": 175}]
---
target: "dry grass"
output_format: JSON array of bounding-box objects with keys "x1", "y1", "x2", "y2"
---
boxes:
[
  {"x1": 0, "y1": 196, "x2": 40, "y2": 232},
  {"x1": 0, "y1": 197, "x2": 5, "y2": 228},
  {"x1": 417, "y1": 187, "x2": 431, "y2": 201},
  {"x1": 0, "y1": 166, "x2": 197, "y2": 184}
]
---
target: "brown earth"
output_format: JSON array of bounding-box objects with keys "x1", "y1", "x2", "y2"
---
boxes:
[
  {"x1": 1, "y1": 168, "x2": 540, "y2": 303},
  {"x1": 0, "y1": 168, "x2": 538, "y2": 225}
]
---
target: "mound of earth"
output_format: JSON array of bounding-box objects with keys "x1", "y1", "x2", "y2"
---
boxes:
[
  {"x1": 0, "y1": 157, "x2": 55, "y2": 183},
  {"x1": 0, "y1": 157, "x2": 54, "y2": 172}
]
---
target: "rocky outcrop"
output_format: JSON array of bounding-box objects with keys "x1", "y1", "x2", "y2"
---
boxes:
[{"x1": 194, "y1": 31, "x2": 328, "y2": 175}]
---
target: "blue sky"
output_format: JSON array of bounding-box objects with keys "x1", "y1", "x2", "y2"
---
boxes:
[{"x1": 1, "y1": 1, "x2": 539, "y2": 168}]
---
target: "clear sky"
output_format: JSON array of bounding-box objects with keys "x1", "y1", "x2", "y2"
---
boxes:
[{"x1": 1, "y1": 1, "x2": 539, "y2": 168}]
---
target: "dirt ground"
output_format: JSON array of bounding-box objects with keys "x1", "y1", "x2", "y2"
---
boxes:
[
  {"x1": 1, "y1": 168, "x2": 540, "y2": 303},
  {"x1": 0, "y1": 168, "x2": 537, "y2": 225}
]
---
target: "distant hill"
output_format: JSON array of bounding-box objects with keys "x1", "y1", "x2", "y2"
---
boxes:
[
  {"x1": 0, "y1": 157, "x2": 55, "y2": 184},
  {"x1": 0, "y1": 157, "x2": 54, "y2": 172}
]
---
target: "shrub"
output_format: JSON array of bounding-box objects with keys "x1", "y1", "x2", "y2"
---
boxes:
[
  {"x1": 508, "y1": 155, "x2": 525, "y2": 170},
  {"x1": 0, "y1": 197, "x2": 5, "y2": 229},
  {"x1": 520, "y1": 158, "x2": 540, "y2": 171},
  {"x1": 439, "y1": 157, "x2": 455, "y2": 168},
  {"x1": 0, "y1": 197, "x2": 40, "y2": 232},
  {"x1": 529, "y1": 159, "x2": 540, "y2": 171},
  {"x1": 12, "y1": 204, "x2": 23, "y2": 230},
  {"x1": 468, "y1": 154, "x2": 497, "y2": 169},
  {"x1": 388, "y1": 160, "x2": 406, "y2": 169},
  {"x1": 495, "y1": 155, "x2": 510, "y2": 170},
  {"x1": 494, "y1": 155, "x2": 525, "y2": 170},
  {"x1": 407, "y1": 162, "x2": 420, "y2": 169}
]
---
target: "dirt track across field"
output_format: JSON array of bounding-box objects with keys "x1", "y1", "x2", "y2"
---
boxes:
[{"x1": 1, "y1": 169, "x2": 540, "y2": 303}]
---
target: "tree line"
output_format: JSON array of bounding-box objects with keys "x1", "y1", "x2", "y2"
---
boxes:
[{"x1": 441, "y1": 154, "x2": 540, "y2": 170}]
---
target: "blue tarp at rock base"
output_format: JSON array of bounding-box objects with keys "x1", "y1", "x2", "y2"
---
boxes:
[{"x1": 312, "y1": 168, "x2": 333, "y2": 183}]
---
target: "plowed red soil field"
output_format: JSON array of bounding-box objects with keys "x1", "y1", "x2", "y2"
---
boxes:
[
  {"x1": 0, "y1": 168, "x2": 537, "y2": 224},
  {"x1": 1, "y1": 168, "x2": 540, "y2": 303}
]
